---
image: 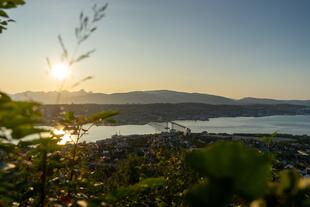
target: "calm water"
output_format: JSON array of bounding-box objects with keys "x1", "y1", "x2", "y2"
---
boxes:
[{"x1": 81, "y1": 115, "x2": 310, "y2": 142}]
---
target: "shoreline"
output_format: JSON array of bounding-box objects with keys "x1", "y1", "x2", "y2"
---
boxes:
[{"x1": 94, "y1": 132, "x2": 310, "y2": 144}]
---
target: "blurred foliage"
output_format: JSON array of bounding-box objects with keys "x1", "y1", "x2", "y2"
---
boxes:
[
  {"x1": 185, "y1": 141, "x2": 272, "y2": 206},
  {"x1": 98, "y1": 148, "x2": 198, "y2": 207},
  {"x1": 185, "y1": 141, "x2": 310, "y2": 207},
  {"x1": 0, "y1": 92, "x2": 43, "y2": 140},
  {"x1": 105, "y1": 177, "x2": 166, "y2": 206},
  {"x1": 261, "y1": 132, "x2": 278, "y2": 151},
  {"x1": 0, "y1": 0, "x2": 25, "y2": 33},
  {"x1": 0, "y1": 91, "x2": 118, "y2": 206}
]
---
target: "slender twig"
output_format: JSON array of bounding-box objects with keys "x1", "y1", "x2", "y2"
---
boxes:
[
  {"x1": 38, "y1": 133, "x2": 47, "y2": 207},
  {"x1": 39, "y1": 148, "x2": 47, "y2": 207}
]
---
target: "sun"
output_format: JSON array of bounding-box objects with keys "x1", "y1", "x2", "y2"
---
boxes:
[
  {"x1": 50, "y1": 63, "x2": 71, "y2": 81},
  {"x1": 53, "y1": 128, "x2": 75, "y2": 145}
]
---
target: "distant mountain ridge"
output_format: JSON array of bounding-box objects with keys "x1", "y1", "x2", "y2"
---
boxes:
[
  {"x1": 238, "y1": 97, "x2": 310, "y2": 106},
  {"x1": 10, "y1": 90, "x2": 310, "y2": 106}
]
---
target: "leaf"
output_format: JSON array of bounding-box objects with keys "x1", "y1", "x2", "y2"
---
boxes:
[
  {"x1": 0, "y1": 24, "x2": 6, "y2": 32},
  {"x1": 73, "y1": 49, "x2": 96, "y2": 63},
  {"x1": 79, "y1": 11, "x2": 83, "y2": 21},
  {"x1": 0, "y1": 142, "x2": 15, "y2": 151},
  {"x1": 83, "y1": 16, "x2": 88, "y2": 28},
  {"x1": 92, "y1": 4, "x2": 97, "y2": 11},
  {"x1": 104, "y1": 118, "x2": 118, "y2": 125},
  {"x1": 0, "y1": 0, "x2": 25, "y2": 9},
  {"x1": 278, "y1": 169, "x2": 300, "y2": 194},
  {"x1": 0, "y1": 92, "x2": 11, "y2": 104},
  {"x1": 75, "y1": 27, "x2": 79, "y2": 39},
  {"x1": 71, "y1": 76, "x2": 93, "y2": 89},
  {"x1": 0, "y1": 97, "x2": 43, "y2": 140},
  {"x1": 46, "y1": 57, "x2": 52, "y2": 69},
  {"x1": 58, "y1": 35, "x2": 69, "y2": 60},
  {"x1": 186, "y1": 181, "x2": 233, "y2": 207},
  {"x1": 0, "y1": 20, "x2": 7, "y2": 25},
  {"x1": 63, "y1": 111, "x2": 76, "y2": 123},
  {"x1": 105, "y1": 177, "x2": 165, "y2": 203},
  {"x1": 5, "y1": 0, "x2": 25, "y2": 5},
  {"x1": 85, "y1": 111, "x2": 119, "y2": 125},
  {"x1": 90, "y1": 27, "x2": 97, "y2": 33},
  {"x1": 11, "y1": 125, "x2": 47, "y2": 139},
  {"x1": 99, "y1": 3, "x2": 108, "y2": 12},
  {"x1": 186, "y1": 141, "x2": 272, "y2": 203},
  {"x1": 0, "y1": 10, "x2": 8, "y2": 18}
]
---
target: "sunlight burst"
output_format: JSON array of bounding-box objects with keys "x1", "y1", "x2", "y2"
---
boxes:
[
  {"x1": 53, "y1": 128, "x2": 74, "y2": 145},
  {"x1": 50, "y1": 63, "x2": 71, "y2": 81}
]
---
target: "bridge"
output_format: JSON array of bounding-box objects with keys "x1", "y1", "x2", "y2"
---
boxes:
[{"x1": 148, "y1": 121, "x2": 191, "y2": 135}]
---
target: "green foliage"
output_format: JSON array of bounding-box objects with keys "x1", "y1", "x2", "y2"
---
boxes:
[
  {"x1": 111, "y1": 154, "x2": 142, "y2": 186},
  {"x1": 99, "y1": 147, "x2": 198, "y2": 207},
  {"x1": 60, "y1": 110, "x2": 119, "y2": 140},
  {"x1": 185, "y1": 141, "x2": 272, "y2": 206},
  {"x1": 105, "y1": 177, "x2": 166, "y2": 206},
  {"x1": 261, "y1": 132, "x2": 278, "y2": 151},
  {"x1": 0, "y1": 91, "x2": 52, "y2": 206},
  {"x1": 185, "y1": 141, "x2": 310, "y2": 207},
  {"x1": 0, "y1": 91, "x2": 119, "y2": 206},
  {"x1": 0, "y1": 92, "x2": 43, "y2": 139},
  {"x1": 0, "y1": 0, "x2": 25, "y2": 33},
  {"x1": 51, "y1": 110, "x2": 118, "y2": 206},
  {"x1": 265, "y1": 170, "x2": 310, "y2": 207}
]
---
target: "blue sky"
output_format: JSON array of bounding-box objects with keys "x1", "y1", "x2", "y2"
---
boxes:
[{"x1": 0, "y1": 0, "x2": 309, "y2": 99}]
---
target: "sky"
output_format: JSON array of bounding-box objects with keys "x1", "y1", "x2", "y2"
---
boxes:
[{"x1": 0, "y1": 0, "x2": 309, "y2": 100}]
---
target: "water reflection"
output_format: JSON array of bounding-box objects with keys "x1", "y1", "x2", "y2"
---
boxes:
[{"x1": 53, "y1": 128, "x2": 75, "y2": 145}]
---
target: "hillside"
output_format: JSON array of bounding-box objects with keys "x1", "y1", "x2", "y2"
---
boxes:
[
  {"x1": 41, "y1": 103, "x2": 310, "y2": 125},
  {"x1": 239, "y1": 97, "x2": 310, "y2": 106},
  {"x1": 11, "y1": 90, "x2": 310, "y2": 106}
]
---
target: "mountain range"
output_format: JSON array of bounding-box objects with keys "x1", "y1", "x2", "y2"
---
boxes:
[{"x1": 11, "y1": 90, "x2": 310, "y2": 106}]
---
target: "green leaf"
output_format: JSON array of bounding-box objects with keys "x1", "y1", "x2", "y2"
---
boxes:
[
  {"x1": 0, "y1": 0, "x2": 25, "y2": 9},
  {"x1": 0, "y1": 10, "x2": 8, "y2": 18},
  {"x1": 0, "y1": 92, "x2": 11, "y2": 104},
  {"x1": 186, "y1": 181, "x2": 233, "y2": 207},
  {"x1": 186, "y1": 141, "x2": 272, "y2": 204},
  {"x1": 278, "y1": 169, "x2": 300, "y2": 194},
  {"x1": 85, "y1": 111, "x2": 119, "y2": 124},
  {"x1": 58, "y1": 35, "x2": 69, "y2": 61},
  {"x1": 63, "y1": 111, "x2": 76, "y2": 122},
  {"x1": 73, "y1": 49, "x2": 96, "y2": 64},
  {"x1": 105, "y1": 177, "x2": 165, "y2": 203},
  {"x1": 71, "y1": 76, "x2": 92, "y2": 89}
]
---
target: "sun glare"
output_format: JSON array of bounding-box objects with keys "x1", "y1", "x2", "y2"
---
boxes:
[
  {"x1": 53, "y1": 128, "x2": 74, "y2": 145},
  {"x1": 50, "y1": 63, "x2": 71, "y2": 81}
]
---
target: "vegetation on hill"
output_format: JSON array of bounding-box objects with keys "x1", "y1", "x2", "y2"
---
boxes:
[{"x1": 41, "y1": 103, "x2": 310, "y2": 125}]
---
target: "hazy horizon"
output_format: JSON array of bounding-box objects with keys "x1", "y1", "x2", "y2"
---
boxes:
[
  {"x1": 1, "y1": 0, "x2": 310, "y2": 99},
  {"x1": 10, "y1": 89, "x2": 310, "y2": 101}
]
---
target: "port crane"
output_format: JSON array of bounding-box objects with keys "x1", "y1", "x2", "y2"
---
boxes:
[{"x1": 148, "y1": 121, "x2": 191, "y2": 135}]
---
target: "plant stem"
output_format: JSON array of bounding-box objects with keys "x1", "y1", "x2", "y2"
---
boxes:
[{"x1": 39, "y1": 148, "x2": 47, "y2": 207}]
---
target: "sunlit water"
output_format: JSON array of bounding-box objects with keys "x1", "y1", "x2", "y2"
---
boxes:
[{"x1": 80, "y1": 115, "x2": 310, "y2": 142}]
